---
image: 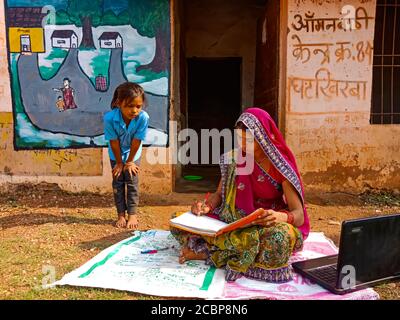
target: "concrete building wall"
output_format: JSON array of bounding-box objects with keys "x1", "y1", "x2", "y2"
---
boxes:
[
  {"x1": 284, "y1": 0, "x2": 400, "y2": 192},
  {"x1": 1, "y1": 0, "x2": 399, "y2": 195}
]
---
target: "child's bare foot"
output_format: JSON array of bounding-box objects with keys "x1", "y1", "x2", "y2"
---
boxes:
[
  {"x1": 116, "y1": 215, "x2": 127, "y2": 228},
  {"x1": 126, "y1": 215, "x2": 139, "y2": 230},
  {"x1": 179, "y1": 246, "x2": 208, "y2": 264}
]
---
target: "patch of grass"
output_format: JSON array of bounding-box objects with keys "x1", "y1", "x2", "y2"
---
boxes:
[
  {"x1": 6, "y1": 196, "x2": 19, "y2": 207},
  {"x1": 39, "y1": 63, "x2": 63, "y2": 80},
  {"x1": 375, "y1": 282, "x2": 400, "y2": 300},
  {"x1": 1, "y1": 190, "x2": 399, "y2": 300},
  {"x1": 0, "y1": 228, "x2": 141, "y2": 300},
  {"x1": 18, "y1": 286, "x2": 140, "y2": 300},
  {"x1": 39, "y1": 49, "x2": 68, "y2": 80},
  {"x1": 90, "y1": 50, "x2": 111, "y2": 86},
  {"x1": 360, "y1": 190, "x2": 400, "y2": 207},
  {"x1": 45, "y1": 48, "x2": 68, "y2": 61},
  {"x1": 0, "y1": 208, "x2": 165, "y2": 300}
]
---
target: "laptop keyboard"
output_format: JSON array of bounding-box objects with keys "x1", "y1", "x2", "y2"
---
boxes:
[{"x1": 309, "y1": 265, "x2": 338, "y2": 285}]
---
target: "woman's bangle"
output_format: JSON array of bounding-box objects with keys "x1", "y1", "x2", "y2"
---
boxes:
[
  {"x1": 205, "y1": 201, "x2": 214, "y2": 212},
  {"x1": 286, "y1": 212, "x2": 295, "y2": 225}
]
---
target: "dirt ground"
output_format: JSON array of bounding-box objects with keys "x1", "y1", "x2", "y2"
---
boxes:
[{"x1": 0, "y1": 182, "x2": 399, "y2": 300}]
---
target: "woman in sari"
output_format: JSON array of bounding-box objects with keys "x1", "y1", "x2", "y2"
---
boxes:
[
  {"x1": 53, "y1": 78, "x2": 77, "y2": 110},
  {"x1": 171, "y1": 108, "x2": 310, "y2": 283}
]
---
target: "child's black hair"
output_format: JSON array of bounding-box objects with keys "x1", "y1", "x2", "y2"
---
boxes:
[
  {"x1": 111, "y1": 82, "x2": 146, "y2": 109},
  {"x1": 63, "y1": 77, "x2": 71, "y2": 82}
]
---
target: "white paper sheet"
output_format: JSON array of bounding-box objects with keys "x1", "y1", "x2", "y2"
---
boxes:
[
  {"x1": 170, "y1": 212, "x2": 228, "y2": 233},
  {"x1": 55, "y1": 231, "x2": 379, "y2": 300},
  {"x1": 55, "y1": 230, "x2": 226, "y2": 298}
]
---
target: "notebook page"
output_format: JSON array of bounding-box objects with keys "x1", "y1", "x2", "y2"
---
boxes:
[{"x1": 170, "y1": 212, "x2": 228, "y2": 233}]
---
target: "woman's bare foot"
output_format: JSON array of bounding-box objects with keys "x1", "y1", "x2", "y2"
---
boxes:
[
  {"x1": 126, "y1": 215, "x2": 139, "y2": 230},
  {"x1": 116, "y1": 215, "x2": 127, "y2": 228},
  {"x1": 179, "y1": 246, "x2": 208, "y2": 264}
]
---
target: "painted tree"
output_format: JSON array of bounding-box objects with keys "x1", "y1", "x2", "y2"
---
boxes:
[
  {"x1": 55, "y1": 10, "x2": 72, "y2": 25},
  {"x1": 126, "y1": 0, "x2": 169, "y2": 73},
  {"x1": 102, "y1": 10, "x2": 130, "y2": 26},
  {"x1": 66, "y1": 0, "x2": 104, "y2": 49}
]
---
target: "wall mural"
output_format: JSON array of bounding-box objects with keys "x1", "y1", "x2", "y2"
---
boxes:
[{"x1": 5, "y1": 0, "x2": 170, "y2": 149}]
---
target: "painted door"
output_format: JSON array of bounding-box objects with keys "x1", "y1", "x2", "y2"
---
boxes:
[
  {"x1": 71, "y1": 35, "x2": 77, "y2": 48},
  {"x1": 253, "y1": 1, "x2": 280, "y2": 125},
  {"x1": 20, "y1": 35, "x2": 31, "y2": 52}
]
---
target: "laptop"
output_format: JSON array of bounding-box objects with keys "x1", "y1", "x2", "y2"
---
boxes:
[{"x1": 292, "y1": 213, "x2": 400, "y2": 295}]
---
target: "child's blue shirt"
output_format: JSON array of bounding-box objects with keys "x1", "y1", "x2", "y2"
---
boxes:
[{"x1": 103, "y1": 108, "x2": 149, "y2": 163}]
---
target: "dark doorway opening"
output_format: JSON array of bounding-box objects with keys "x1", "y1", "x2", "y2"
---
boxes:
[
  {"x1": 174, "y1": 0, "x2": 281, "y2": 193},
  {"x1": 175, "y1": 58, "x2": 242, "y2": 193}
]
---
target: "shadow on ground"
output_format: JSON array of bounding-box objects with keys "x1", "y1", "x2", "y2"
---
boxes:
[
  {"x1": 0, "y1": 213, "x2": 115, "y2": 230},
  {"x1": 79, "y1": 231, "x2": 134, "y2": 251}
]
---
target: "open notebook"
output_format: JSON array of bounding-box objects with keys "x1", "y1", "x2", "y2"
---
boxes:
[{"x1": 169, "y1": 209, "x2": 264, "y2": 237}]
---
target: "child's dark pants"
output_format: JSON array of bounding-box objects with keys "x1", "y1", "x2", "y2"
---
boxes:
[{"x1": 110, "y1": 160, "x2": 140, "y2": 215}]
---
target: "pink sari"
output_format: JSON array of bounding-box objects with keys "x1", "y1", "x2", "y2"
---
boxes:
[
  {"x1": 216, "y1": 108, "x2": 310, "y2": 239},
  {"x1": 171, "y1": 108, "x2": 310, "y2": 282}
]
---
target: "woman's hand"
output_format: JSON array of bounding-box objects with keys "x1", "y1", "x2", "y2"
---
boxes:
[
  {"x1": 124, "y1": 162, "x2": 140, "y2": 176},
  {"x1": 112, "y1": 162, "x2": 124, "y2": 179},
  {"x1": 250, "y1": 209, "x2": 288, "y2": 228},
  {"x1": 191, "y1": 200, "x2": 211, "y2": 216},
  {"x1": 191, "y1": 185, "x2": 223, "y2": 217}
]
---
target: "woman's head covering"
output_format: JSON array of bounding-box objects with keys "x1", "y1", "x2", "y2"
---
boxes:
[{"x1": 234, "y1": 108, "x2": 310, "y2": 239}]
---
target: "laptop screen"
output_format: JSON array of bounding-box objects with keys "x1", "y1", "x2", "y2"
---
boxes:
[{"x1": 336, "y1": 214, "x2": 400, "y2": 288}]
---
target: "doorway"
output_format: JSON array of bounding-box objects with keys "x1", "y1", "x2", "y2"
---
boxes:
[
  {"x1": 187, "y1": 58, "x2": 241, "y2": 162},
  {"x1": 174, "y1": 0, "x2": 280, "y2": 193},
  {"x1": 176, "y1": 58, "x2": 242, "y2": 192}
]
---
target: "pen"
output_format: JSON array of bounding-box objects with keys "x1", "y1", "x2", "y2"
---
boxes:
[
  {"x1": 140, "y1": 246, "x2": 174, "y2": 254},
  {"x1": 202, "y1": 192, "x2": 210, "y2": 206},
  {"x1": 199, "y1": 192, "x2": 211, "y2": 216}
]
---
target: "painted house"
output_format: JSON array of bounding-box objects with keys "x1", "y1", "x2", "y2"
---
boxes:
[
  {"x1": 6, "y1": 7, "x2": 46, "y2": 53},
  {"x1": 98, "y1": 32, "x2": 123, "y2": 49},
  {"x1": 51, "y1": 30, "x2": 79, "y2": 49},
  {"x1": 0, "y1": 0, "x2": 399, "y2": 196}
]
